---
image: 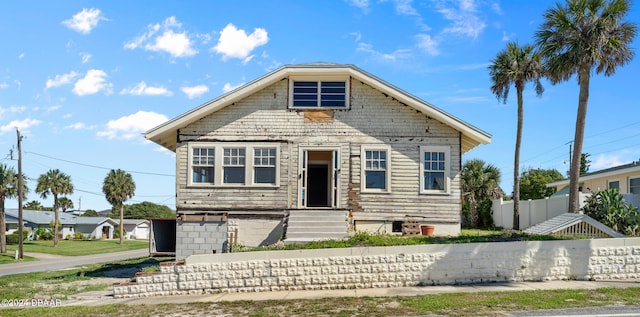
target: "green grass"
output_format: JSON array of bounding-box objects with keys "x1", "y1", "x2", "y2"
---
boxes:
[
  {"x1": 0, "y1": 252, "x2": 36, "y2": 264},
  {"x1": 5, "y1": 239, "x2": 148, "y2": 256},
  {"x1": 0, "y1": 257, "x2": 172, "y2": 300},
  {"x1": 2, "y1": 287, "x2": 640, "y2": 316},
  {"x1": 241, "y1": 230, "x2": 564, "y2": 252}
]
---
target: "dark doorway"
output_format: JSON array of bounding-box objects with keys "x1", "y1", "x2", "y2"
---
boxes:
[
  {"x1": 102, "y1": 226, "x2": 110, "y2": 239},
  {"x1": 307, "y1": 164, "x2": 329, "y2": 207}
]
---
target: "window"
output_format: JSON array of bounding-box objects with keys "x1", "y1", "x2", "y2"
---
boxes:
[
  {"x1": 289, "y1": 78, "x2": 349, "y2": 109},
  {"x1": 223, "y1": 148, "x2": 245, "y2": 184},
  {"x1": 420, "y1": 146, "x2": 450, "y2": 194},
  {"x1": 609, "y1": 180, "x2": 620, "y2": 191},
  {"x1": 361, "y1": 146, "x2": 391, "y2": 192},
  {"x1": 630, "y1": 177, "x2": 640, "y2": 195},
  {"x1": 187, "y1": 143, "x2": 279, "y2": 187},
  {"x1": 192, "y1": 148, "x2": 215, "y2": 183},
  {"x1": 254, "y1": 148, "x2": 276, "y2": 184}
]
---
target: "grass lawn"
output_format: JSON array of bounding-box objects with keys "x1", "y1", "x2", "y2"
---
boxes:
[
  {"x1": 4, "y1": 239, "x2": 148, "y2": 257},
  {"x1": 0, "y1": 252, "x2": 36, "y2": 264}
]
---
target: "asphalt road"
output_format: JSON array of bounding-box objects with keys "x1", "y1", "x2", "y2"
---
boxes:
[{"x1": 0, "y1": 249, "x2": 149, "y2": 276}]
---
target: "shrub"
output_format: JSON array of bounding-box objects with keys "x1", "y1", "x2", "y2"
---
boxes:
[
  {"x1": 73, "y1": 232, "x2": 85, "y2": 240},
  {"x1": 34, "y1": 228, "x2": 53, "y2": 240},
  {"x1": 6, "y1": 231, "x2": 27, "y2": 245},
  {"x1": 583, "y1": 189, "x2": 640, "y2": 236}
]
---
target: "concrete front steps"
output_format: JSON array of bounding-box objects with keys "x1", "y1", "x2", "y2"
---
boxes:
[{"x1": 284, "y1": 209, "x2": 349, "y2": 244}]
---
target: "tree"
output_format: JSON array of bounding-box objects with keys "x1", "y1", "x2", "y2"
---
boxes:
[
  {"x1": 519, "y1": 168, "x2": 564, "y2": 200},
  {"x1": 102, "y1": 169, "x2": 136, "y2": 245},
  {"x1": 489, "y1": 41, "x2": 544, "y2": 230},
  {"x1": 0, "y1": 164, "x2": 28, "y2": 254},
  {"x1": 36, "y1": 169, "x2": 74, "y2": 247},
  {"x1": 82, "y1": 209, "x2": 99, "y2": 217},
  {"x1": 462, "y1": 159, "x2": 503, "y2": 228},
  {"x1": 122, "y1": 201, "x2": 175, "y2": 219},
  {"x1": 536, "y1": 0, "x2": 637, "y2": 213},
  {"x1": 58, "y1": 197, "x2": 74, "y2": 212},
  {"x1": 580, "y1": 153, "x2": 591, "y2": 175},
  {"x1": 23, "y1": 200, "x2": 43, "y2": 210}
]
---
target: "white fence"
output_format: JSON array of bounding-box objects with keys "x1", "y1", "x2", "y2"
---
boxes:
[{"x1": 492, "y1": 193, "x2": 591, "y2": 230}]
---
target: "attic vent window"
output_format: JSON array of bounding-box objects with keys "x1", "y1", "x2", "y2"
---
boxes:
[{"x1": 290, "y1": 79, "x2": 349, "y2": 109}]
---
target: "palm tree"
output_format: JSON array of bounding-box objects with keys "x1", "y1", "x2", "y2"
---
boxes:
[
  {"x1": 462, "y1": 159, "x2": 503, "y2": 228},
  {"x1": 102, "y1": 169, "x2": 135, "y2": 244},
  {"x1": 0, "y1": 164, "x2": 28, "y2": 253},
  {"x1": 23, "y1": 200, "x2": 43, "y2": 210},
  {"x1": 58, "y1": 197, "x2": 74, "y2": 213},
  {"x1": 488, "y1": 41, "x2": 544, "y2": 230},
  {"x1": 36, "y1": 169, "x2": 74, "y2": 247},
  {"x1": 536, "y1": 0, "x2": 637, "y2": 213}
]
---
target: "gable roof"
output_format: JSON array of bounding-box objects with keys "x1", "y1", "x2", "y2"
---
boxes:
[
  {"x1": 548, "y1": 160, "x2": 640, "y2": 188},
  {"x1": 145, "y1": 63, "x2": 491, "y2": 153},
  {"x1": 523, "y1": 213, "x2": 624, "y2": 238},
  {"x1": 4, "y1": 209, "x2": 116, "y2": 226}
]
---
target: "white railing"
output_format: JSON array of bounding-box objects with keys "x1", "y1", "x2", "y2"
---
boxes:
[{"x1": 492, "y1": 193, "x2": 591, "y2": 230}]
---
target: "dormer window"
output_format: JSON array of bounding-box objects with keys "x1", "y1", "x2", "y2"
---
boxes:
[{"x1": 289, "y1": 77, "x2": 349, "y2": 109}]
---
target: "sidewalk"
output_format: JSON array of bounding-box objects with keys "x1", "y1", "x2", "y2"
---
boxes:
[{"x1": 65, "y1": 279, "x2": 640, "y2": 307}]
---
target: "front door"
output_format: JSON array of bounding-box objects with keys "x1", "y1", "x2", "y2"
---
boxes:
[{"x1": 299, "y1": 148, "x2": 340, "y2": 208}]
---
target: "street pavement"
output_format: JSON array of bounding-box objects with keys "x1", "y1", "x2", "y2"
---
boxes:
[{"x1": 0, "y1": 249, "x2": 149, "y2": 276}]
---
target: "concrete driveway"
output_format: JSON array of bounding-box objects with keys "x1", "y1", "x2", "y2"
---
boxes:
[{"x1": 0, "y1": 249, "x2": 149, "y2": 276}]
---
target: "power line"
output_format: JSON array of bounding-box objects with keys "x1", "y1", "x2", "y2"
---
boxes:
[{"x1": 25, "y1": 151, "x2": 175, "y2": 177}]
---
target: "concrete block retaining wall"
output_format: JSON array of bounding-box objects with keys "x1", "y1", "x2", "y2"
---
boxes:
[{"x1": 114, "y1": 238, "x2": 640, "y2": 298}]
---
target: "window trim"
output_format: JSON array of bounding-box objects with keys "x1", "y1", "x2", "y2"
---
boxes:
[
  {"x1": 419, "y1": 145, "x2": 451, "y2": 195},
  {"x1": 630, "y1": 177, "x2": 640, "y2": 195},
  {"x1": 187, "y1": 143, "x2": 280, "y2": 188},
  {"x1": 608, "y1": 179, "x2": 620, "y2": 191},
  {"x1": 360, "y1": 145, "x2": 391, "y2": 193},
  {"x1": 288, "y1": 76, "x2": 350, "y2": 109}
]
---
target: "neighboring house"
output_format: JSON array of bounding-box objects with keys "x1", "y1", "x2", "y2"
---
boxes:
[
  {"x1": 145, "y1": 63, "x2": 491, "y2": 259},
  {"x1": 117, "y1": 219, "x2": 150, "y2": 240},
  {"x1": 4, "y1": 209, "x2": 116, "y2": 240},
  {"x1": 548, "y1": 160, "x2": 640, "y2": 206}
]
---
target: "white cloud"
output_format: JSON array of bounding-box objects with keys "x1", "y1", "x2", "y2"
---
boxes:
[
  {"x1": 0, "y1": 118, "x2": 41, "y2": 134},
  {"x1": 98, "y1": 111, "x2": 169, "y2": 140},
  {"x1": 213, "y1": 23, "x2": 268, "y2": 61},
  {"x1": 222, "y1": 82, "x2": 244, "y2": 93},
  {"x1": 181, "y1": 84, "x2": 209, "y2": 99},
  {"x1": 80, "y1": 52, "x2": 92, "y2": 63},
  {"x1": 347, "y1": 0, "x2": 370, "y2": 11},
  {"x1": 45, "y1": 71, "x2": 79, "y2": 89},
  {"x1": 65, "y1": 122, "x2": 95, "y2": 130},
  {"x1": 416, "y1": 34, "x2": 439, "y2": 55},
  {"x1": 72, "y1": 69, "x2": 112, "y2": 96},
  {"x1": 47, "y1": 105, "x2": 61, "y2": 112},
  {"x1": 394, "y1": 0, "x2": 418, "y2": 15},
  {"x1": 435, "y1": 0, "x2": 486, "y2": 39},
  {"x1": 62, "y1": 8, "x2": 106, "y2": 34},
  {"x1": 18, "y1": 53, "x2": 24, "y2": 59},
  {"x1": 0, "y1": 106, "x2": 27, "y2": 118},
  {"x1": 120, "y1": 81, "x2": 173, "y2": 96},
  {"x1": 591, "y1": 154, "x2": 626, "y2": 170},
  {"x1": 357, "y1": 42, "x2": 411, "y2": 61},
  {"x1": 0, "y1": 82, "x2": 8, "y2": 89},
  {"x1": 124, "y1": 16, "x2": 197, "y2": 58}
]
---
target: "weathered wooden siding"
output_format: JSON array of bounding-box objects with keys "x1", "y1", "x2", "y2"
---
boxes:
[{"x1": 175, "y1": 78, "x2": 462, "y2": 223}]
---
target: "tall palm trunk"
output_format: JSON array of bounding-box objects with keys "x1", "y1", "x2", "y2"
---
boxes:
[
  {"x1": 568, "y1": 65, "x2": 591, "y2": 213},
  {"x1": 53, "y1": 194, "x2": 59, "y2": 247},
  {"x1": 0, "y1": 197, "x2": 6, "y2": 253},
  {"x1": 513, "y1": 86, "x2": 524, "y2": 230},
  {"x1": 119, "y1": 204, "x2": 124, "y2": 245}
]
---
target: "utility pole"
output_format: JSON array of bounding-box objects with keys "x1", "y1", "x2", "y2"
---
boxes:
[{"x1": 16, "y1": 128, "x2": 24, "y2": 260}]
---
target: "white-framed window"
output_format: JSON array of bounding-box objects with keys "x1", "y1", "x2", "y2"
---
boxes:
[
  {"x1": 608, "y1": 180, "x2": 620, "y2": 191},
  {"x1": 192, "y1": 147, "x2": 215, "y2": 184},
  {"x1": 630, "y1": 177, "x2": 640, "y2": 195},
  {"x1": 360, "y1": 145, "x2": 391, "y2": 193},
  {"x1": 420, "y1": 145, "x2": 450, "y2": 194},
  {"x1": 289, "y1": 77, "x2": 349, "y2": 109},
  {"x1": 187, "y1": 143, "x2": 279, "y2": 187}
]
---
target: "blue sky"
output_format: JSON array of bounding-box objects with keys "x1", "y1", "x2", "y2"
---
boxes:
[{"x1": 1, "y1": 1, "x2": 639, "y2": 211}]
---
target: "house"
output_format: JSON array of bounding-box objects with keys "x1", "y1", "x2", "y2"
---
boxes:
[
  {"x1": 4, "y1": 209, "x2": 116, "y2": 240},
  {"x1": 145, "y1": 63, "x2": 491, "y2": 259},
  {"x1": 118, "y1": 219, "x2": 150, "y2": 240},
  {"x1": 548, "y1": 160, "x2": 640, "y2": 205}
]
